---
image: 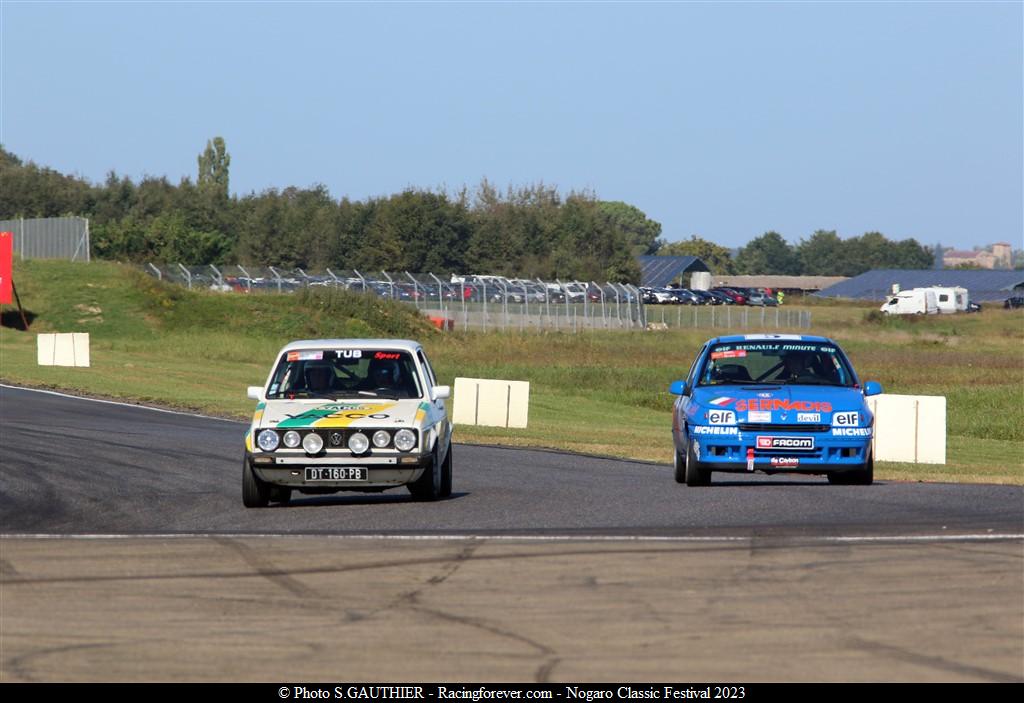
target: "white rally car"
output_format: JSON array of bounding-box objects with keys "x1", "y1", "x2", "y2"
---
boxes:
[{"x1": 243, "y1": 339, "x2": 453, "y2": 507}]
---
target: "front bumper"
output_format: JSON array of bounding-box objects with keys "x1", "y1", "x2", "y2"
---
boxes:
[
  {"x1": 246, "y1": 450, "x2": 432, "y2": 489},
  {"x1": 679, "y1": 427, "x2": 872, "y2": 473}
]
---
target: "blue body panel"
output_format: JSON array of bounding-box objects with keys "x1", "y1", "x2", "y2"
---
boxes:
[{"x1": 671, "y1": 334, "x2": 875, "y2": 475}]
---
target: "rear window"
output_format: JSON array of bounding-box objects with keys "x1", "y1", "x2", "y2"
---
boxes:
[{"x1": 698, "y1": 341, "x2": 855, "y2": 387}]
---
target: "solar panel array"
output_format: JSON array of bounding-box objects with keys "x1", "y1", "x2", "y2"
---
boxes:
[
  {"x1": 637, "y1": 256, "x2": 709, "y2": 288},
  {"x1": 815, "y1": 269, "x2": 1024, "y2": 302}
]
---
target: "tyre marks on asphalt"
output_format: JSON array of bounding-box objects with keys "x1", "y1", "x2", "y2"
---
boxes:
[
  {"x1": 211, "y1": 536, "x2": 318, "y2": 598},
  {"x1": 845, "y1": 636, "x2": 1024, "y2": 683}
]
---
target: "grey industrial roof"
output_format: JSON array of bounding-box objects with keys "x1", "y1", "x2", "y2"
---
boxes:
[
  {"x1": 712, "y1": 275, "x2": 848, "y2": 291},
  {"x1": 815, "y1": 269, "x2": 1024, "y2": 302},
  {"x1": 638, "y1": 256, "x2": 709, "y2": 288}
]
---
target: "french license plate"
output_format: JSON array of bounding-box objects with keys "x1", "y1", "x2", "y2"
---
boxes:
[{"x1": 304, "y1": 467, "x2": 367, "y2": 482}]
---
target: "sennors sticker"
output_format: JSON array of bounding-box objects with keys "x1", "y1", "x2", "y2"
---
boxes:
[
  {"x1": 832, "y1": 411, "x2": 859, "y2": 426},
  {"x1": 710, "y1": 350, "x2": 747, "y2": 360},
  {"x1": 797, "y1": 412, "x2": 821, "y2": 423},
  {"x1": 832, "y1": 427, "x2": 873, "y2": 437},
  {"x1": 707, "y1": 410, "x2": 736, "y2": 425},
  {"x1": 736, "y1": 399, "x2": 832, "y2": 412},
  {"x1": 748, "y1": 410, "x2": 771, "y2": 423},
  {"x1": 691, "y1": 426, "x2": 739, "y2": 435},
  {"x1": 757, "y1": 436, "x2": 814, "y2": 450},
  {"x1": 770, "y1": 457, "x2": 800, "y2": 467}
]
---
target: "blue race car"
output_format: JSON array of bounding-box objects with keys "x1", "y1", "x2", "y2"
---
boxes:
[{"x1": 669, "y1": 334, "x2": 882, "y2": 486}]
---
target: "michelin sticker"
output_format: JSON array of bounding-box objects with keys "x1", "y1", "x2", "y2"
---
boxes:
[
  {"x1": 692, "y1": 426, "x2": 739, "y2": 436},
  {"x1": 832, "y1": 427, "x2": 872, "y2": 437}
]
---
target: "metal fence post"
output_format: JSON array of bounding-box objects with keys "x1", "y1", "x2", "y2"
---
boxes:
[
  {"x1": 177, "y1": 263, "x2": 192, "y2": 290},
  {"x1": 429, "y1": 273, "x2": 445, "y2": 324},
  {"x1": 147, "y1": 263, "x2": 162, "y2": 280},
  {"x1": 210, "y1": 264, "x2": 223, "y2": 289},
  {"x1": 238, "y1": 264, "x2": 253, "y2": 291},
  {"x1": 326, "y1": 268, "x2": 341, "y2": 288},
  {"x1": 269, "y1": 266, "x2": 283, "y2": 293},
  {"x1": 353, "y1": 269, "x2": 367, "y2": 297},
  {"x1": 381, "y1": 271, "x2": 395, "y2": 300}
]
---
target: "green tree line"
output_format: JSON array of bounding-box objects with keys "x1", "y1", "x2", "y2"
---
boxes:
[
  {"x1": 0, "y1": 140, "x2": 935, "y2": 280},
  {"x1": 0, "y1": 143, "x2": 656, "y2": 282},
  {"x1": 659, "y1": 230, "x2": 935, "y2": 277}
]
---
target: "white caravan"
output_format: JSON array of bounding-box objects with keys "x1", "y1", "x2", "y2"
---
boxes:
[{"x1": 930, "y1": 286, "x2": 969, "y2": 314}]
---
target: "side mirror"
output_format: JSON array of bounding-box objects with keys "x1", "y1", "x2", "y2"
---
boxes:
[
  {"x1": 432, "y1": 385, "x2": 451, "y2": 401},
  {"x1": 669, "y1": 380, "x2": 687, "y2": 396},
  {"x1": 247, "y1": 386, "x2": 264, "y2": 401},
  {"x1": 863, "y1": 381, "x2": 883, "y2": 397}
]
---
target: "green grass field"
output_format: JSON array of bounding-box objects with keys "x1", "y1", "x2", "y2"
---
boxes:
[{"x1": 2, "y1": 260, "x2": 1022, "y2": 483}]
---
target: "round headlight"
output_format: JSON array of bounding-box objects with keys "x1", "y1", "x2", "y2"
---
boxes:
[
  {"x1": 257, "y1": 429, "x2": 279, "y2": 452},
  {"x1": 302, "y1": 432, "x2": 324, "y2": 454},
  {"x1": 283, "y1": 430, "x2": 301, "y2": 448},
  {"x1": 348, "y1": 432, "x2": 370, "y2": 454},
  {"x1": 394, "y1": 429, "x2": 416, "y2": 452},
  {"x1": 372, "y1": 430, "x2": 391, "y2": 448}
]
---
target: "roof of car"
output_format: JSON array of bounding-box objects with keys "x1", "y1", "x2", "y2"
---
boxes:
[
  {"x1": 710, "y1": 334, "x2": 835, "y2": 345},
  {"x1": 279, "y1": 339, "x2": 423, "y2": 353}
]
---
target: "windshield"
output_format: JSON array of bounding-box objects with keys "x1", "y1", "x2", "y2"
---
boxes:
[
  {"x1": 266, "y1": 349, "x2": 423, "y2": 400},
  {"x1": 698, "y1": 341, "x2": 856, "y2": 387}
]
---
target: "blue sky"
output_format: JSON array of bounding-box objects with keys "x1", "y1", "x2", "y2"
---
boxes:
[{"x1": 2, "y1": 1, "x2": 1021, "y2": 250}]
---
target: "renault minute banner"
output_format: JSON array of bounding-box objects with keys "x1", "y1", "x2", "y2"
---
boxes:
[{"x1": 0, "y1": 231, "x2": 12, "y2": 305}]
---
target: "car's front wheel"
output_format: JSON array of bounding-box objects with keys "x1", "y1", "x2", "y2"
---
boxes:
[
  {"x1": 828, "y1": 453, "x2": 874, "y2": 486},
  {"x1": 242, "y1": 457, "x2": 270, "y2": 508},
  {"x1": 408, "y1": 449, "x2": 442, "y2": 501},
  {"x1": 439, "y1": 442, "x2": 453, "y2": 498},
  {"x1": 684, "y1": 438, "x2": 711, "y2": 487}
]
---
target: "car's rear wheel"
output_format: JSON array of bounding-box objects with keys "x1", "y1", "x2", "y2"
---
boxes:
[
  {"x1": 684, "y1": 439, "x2": 711, "y2": 487},
  {"x1": 242, "y1": 457, "x2": 270, "y2": 508},
  {"x1": 408, "y1": 449, "x2": 441, "y2": 501}
]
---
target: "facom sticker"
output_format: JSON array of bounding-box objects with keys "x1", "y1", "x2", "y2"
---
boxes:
[
  {"x1": 707, "y1": 410, "x2": 736, "y2": 425},
  {"x1": 833, "y1": 411, "x2": 859, "y2": 426},
  {"x1": 756, "y1": 436, "x2": 814, "y2": 450}
]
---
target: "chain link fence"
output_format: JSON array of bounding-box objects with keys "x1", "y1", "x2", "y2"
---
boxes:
[{"x1": 142, "y1": 263, "x2": 811, "y2": 332}]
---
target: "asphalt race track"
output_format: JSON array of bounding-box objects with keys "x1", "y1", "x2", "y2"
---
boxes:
[{"x1": 1, "y1": 384, "x2": 1022, "y2": 682}]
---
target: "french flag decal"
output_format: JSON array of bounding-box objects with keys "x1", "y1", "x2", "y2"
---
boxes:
[{"x1": 710, "y1": 397, "x2": 734, "y2": 406}]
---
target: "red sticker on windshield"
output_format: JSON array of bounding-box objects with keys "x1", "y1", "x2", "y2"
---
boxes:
[{"x1": 711, "y1": 350, "x2": 747, "y2": 360}]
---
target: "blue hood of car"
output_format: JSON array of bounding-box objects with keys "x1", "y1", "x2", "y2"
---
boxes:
[{"x1": 688, "y1": 384, "x2": 870, "y2": 425}]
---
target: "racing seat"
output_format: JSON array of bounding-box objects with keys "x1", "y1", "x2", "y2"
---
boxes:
[{"x1": 712, "y1": 364, "x2": 752, "y2": 383}]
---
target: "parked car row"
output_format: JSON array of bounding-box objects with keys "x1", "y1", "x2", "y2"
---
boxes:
[
  {"x1": 640, "y1": 286, "x2": 780, "y2": 306},
  {"x1": 210, "y1": 272, "x2": 638, "y2": 305}
]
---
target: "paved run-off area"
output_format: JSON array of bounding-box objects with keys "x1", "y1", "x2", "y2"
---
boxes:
[{"x1": 2, "y1": 535, "x2": 1021, "y2": 682}]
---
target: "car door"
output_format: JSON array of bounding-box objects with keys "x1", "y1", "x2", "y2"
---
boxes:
[{"x1": 417, "y1": 349, "x2": 451, "y2": 455}]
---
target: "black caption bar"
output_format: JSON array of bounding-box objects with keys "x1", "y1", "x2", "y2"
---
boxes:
[{"x1": 2, "y1": 683, "x2": 1007, "y2": 701}]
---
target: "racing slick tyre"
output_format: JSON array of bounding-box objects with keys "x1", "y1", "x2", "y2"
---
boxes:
[
  {"x1": 684, "y1": 439, "x2": 711, "y2": 487},
  {"x1": 439, "y1": 443, "x2": 453, "y2": 498},
  {"x1": 242, "y1": 457, "x2": 271, "y2": 508},
  {"x1": 269, "y1": 486, "x2": 292, "y2": 505},
  {"x1": 673, "y1": 447, "x2": 687, "y2": 483},
  {"x1": 408, "y1": 449, "x2": 442, "y2": 501},
  {"x1": 828, "y1": 454, "x2": 874, "y2": 486}
]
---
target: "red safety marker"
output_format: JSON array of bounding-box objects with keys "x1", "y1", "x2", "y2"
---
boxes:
[{"x1": 746, "y1": 447, "x2": 755, "y2": 472}]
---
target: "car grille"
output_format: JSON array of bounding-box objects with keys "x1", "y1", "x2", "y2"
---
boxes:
[{"x1": 738, "y1": 423, "x2": 831, "y2": 433}]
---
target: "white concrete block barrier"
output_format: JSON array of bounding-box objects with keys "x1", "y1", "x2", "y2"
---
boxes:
[
  {"x1": 452, "y1": 378, "x2": 529, "y2": 429},
  {"x1": 36, "y1": 333, "x2": 91, "y2": 367},
  {"x1": 867, "y1": 394, "x2": 946, "y2": 465}
]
